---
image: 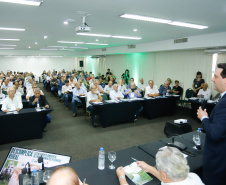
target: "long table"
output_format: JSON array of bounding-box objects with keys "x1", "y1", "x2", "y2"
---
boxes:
[
  {"x1": 138, "y1": 131, "x2": 205, "y2": 177},
  {"x1": 0, "y1": 107, "x2": 53, "y2": 144},
  {"x1": 92, "y1": 96, "x2": 178, "y2": 128}
]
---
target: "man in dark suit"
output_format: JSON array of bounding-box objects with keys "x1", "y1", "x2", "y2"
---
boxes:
[
  {"x1": 29, "y1": 87, "x2": 51, "y2": 131},
  {"x1": 197, "y1": 63, "x2": 226, "y2": 185}
]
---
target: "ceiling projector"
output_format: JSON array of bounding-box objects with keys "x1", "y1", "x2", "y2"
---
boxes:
[
  {"x1": 75, "y1": 26, "x2": 92, "y2": 32},
  {"x1": 75, "y1": 15, "x2": 92, "y2": 32}
]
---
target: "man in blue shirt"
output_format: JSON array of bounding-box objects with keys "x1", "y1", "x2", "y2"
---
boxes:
[
  {"x1": 72, "y1": 83, "x2": 87, "y2": 117},
  {"x1": 159, "y1": 81, "x2": 172, "y2": 96}
]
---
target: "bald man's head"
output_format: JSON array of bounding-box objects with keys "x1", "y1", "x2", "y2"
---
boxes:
[{"x1": 48, "y1": 166, "x2": 79, "y2": 185}]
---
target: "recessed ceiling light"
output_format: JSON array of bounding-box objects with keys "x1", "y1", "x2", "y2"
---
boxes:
[
  {"x1": 28, "y1": 46, "x2": 31, "y2": 48},
  {"x1": 133, "y1": 29, "x2": 137, "y2": 32},
  {"x1": 35, "y1": 42, "x2": 38, "y2": 44},
  {"x1": 0, "y1": 44, "x2": 17, "y2": 46},
  {"x1": 168, "y1": 21, "x2": 208, "y2": 29},
  {"x1": 0, "y1": 47, "x2": 15, "y2": 49},
  {"x1": 69, "y1": 47, "x2": 88, "y2": 49},
  {"x1": 120, "y1": 13, "x2": 171, "y2": 24},
  {"x1": 50, "y1": 56, "x2": 63, "y2": 58},
  {"x1": 76, "y1": 33, "x2": 112, "y2": 37},
  {"x1": 0, "y1": 0, "x2": 42, "y2": 6},
  {"x1": 112, "y1": 36, "x2": 142, "y2": 40},
  {"x1": 85, "y1": 43, "x2": 108, "y2": 46},
  {"x1": 64, "y1": 21, "x2": 68, "y2": 25},
  {"x1": 0, "y1": 38, "x2": 20, "y2": 41},
  {"x1": 44, "y1": 35, "x2": 48, "y2": 39},
  {"x1": 96, "y1": 39, "x2": 99, "y2": 41},
  {"x1": 120, "y1": 13, "x2": 208, "y2": 29},
  {"x1": 57, "y1": 41, "x2": 85, "y2": 44},
  {"x1": 47, "y1": 46, "x2": 67, "y2": 48},
  {"x1": 40, "y1": 49, "x2": 57, "y2": 50},
  {"x1": 0, "y1": 27, "x2": 25, "y2": 31}
]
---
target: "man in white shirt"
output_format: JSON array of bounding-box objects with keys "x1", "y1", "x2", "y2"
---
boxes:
[
  {"x1": 26, "y1": 84, "x2": 44, "y2": 100},
  {"x1": 61, "y1": 80, "x2": 72, "y2": 109},
  {"x1": 25, "y1": 77, "x2": 33, "y2": 89},
  {"x1": 69, "y1": 76, "x2": 75, "y2": 87},
  {"x1": 72, "y1": 83, "x2": 87, "y2": 117},
  {"x1": 87, "y1": 85, "x2": 102, "y2": 127},
  {"x1": 78, "y1": 80, "x2": 87, "y2": 91},
  {"x1": 116, "y1": 147, "x2": 204, "y2": 185},
  {"x1": 118, "y1": 80, "x2": 126, "y2": 93},
  {"x1": 104, "y1": 81, "x2": 113, "y2": 94},
  {"x1": 197, "y1": 83, "x2": 212, "y2": 100},
  {"x1": 1, "y1": 87, "x2": 23, "y2": 112},
  {"x1": 110, "y1": 84, "x2": 124, "y2": 100},
  {"x1": 1, "y1": 78, "x2": 12, "y2": 94},
  {"x1": 94, "y1": 80, "x2": 104, "y2": 94},
  {"x1": 145, "y1": 80, "x2": 160, "y2": 98},
  {"x1": 137, "y1": 78, "x2": 147, "y2": 93}
]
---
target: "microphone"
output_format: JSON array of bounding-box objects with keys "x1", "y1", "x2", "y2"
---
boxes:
[
  {"x1": 38, "y1": 156, "x2": 45, "y2": 171},
  {"x1": 201, "y1": 100, "x2": 207, "y2": 110},
  {"x1": 22, "y1": 162, "x2": 31, "y2": 175}
]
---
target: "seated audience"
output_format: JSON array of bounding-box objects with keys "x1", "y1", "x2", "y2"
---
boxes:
[
  {"x1": 197, "y1": 83, "x2": 211, "y2": 100},
  {"x1": 99, "y1": 78, "x2": 105, "y2": 89},
  {"x1": 116, "y1": 147, "x2": 204, "y2": 185},
  {"x1": 159, "y1": 81, "x2": 172, "y2": 96},
  {"x1": 104, "y1": 81, "x2": 114, "y2": 94},
  {"x1": 118, "y1": 80, "x2": 126, "y2": 93},
  {"x1": 50, "y1": 76, "x2": 58, "y2": 96},
  {"x1": 29, "y1": 88, "x2": 51, "y2": 131},
  {"x1": 1, "y1": 87, "x2": 23, "y2": 112},
  {"x1": 167, "y1": 78, "x2": 172, "y2": 87},
  {"x1": 87, "y1": 85, "x2": 102, "y2": 127},
  {"x1": 69, "y1": 76, "x2": 75, "y2": 87},
  {"x1": 26, "y1": 84, "x2": 44, "y2": 100},
  {"x1": 48, "y1": 166, "x2": 88, "y2": 185},
  {"x1": 144, "y1": 80, "x2": 159, "y2": 98},
  {"x1": 72, "y1": 83, "x2": 87, "y2": 117},
  {"x1": 25, "y1": 77, "x2": 33, "y2": 89},
  {"x1": 94, "y1": 80, "x2": 104, "y2": 94},
  {"x1": 0, "y1": 90, "x2": 5, "y2": 99},
  {"x1": 61, "y1": 80, "x2": 72, "y2": 110},
  {"x1": 172, "y1": 80, "x2": 183, "y2": 96},
  {"x1": 1, "y1": 78, "x2": 12, "y2": 94},
  {"x1": 126, "y1": 78, "x2": 135, "y2": 89},
  {"x1": 137, "y1": 78, "x2": 147, "y2": 93},
  {"x1": 110, "y1": 84, "x2": 124, "y2": 100},
  {"x1": 58, "y1": 76, "x2": 65, "y2": 98},
  {"x1": 78, "y1": 80, "x2": 87, "y2": 90},
  {"x1": 13, "y1": 81, "x2": 24, "y2": 96},
  {"x1": 124, "y1": 83, "x2": 142, "y2": 99}
]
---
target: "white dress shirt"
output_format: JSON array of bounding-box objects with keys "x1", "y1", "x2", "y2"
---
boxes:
[
  {"x1": 62, "y1": 85, "x2": 72, "y2": 94},
  {"x1": 118, "y1": 85, "x2": 126, "y2": 93},
  {"x1": 1, "y1": 95, "x2": 23, "y2": 112},
  {"x1": 72, "y1": 87, "x2": 87, "y2": 99},
  {"x1": 86, "y1": 91, "x2": 99, "y2": 107},
  {"x1": 16, "y1": 87, "x2": 24, "y2": 95},
  {"x1": 110, "y1": 90, "x2": 124, "y2": 100},
  {"x1": 161, "y1": 173, "x2": 204, "y2": 185},
  {"x1": 26, "y1": 89, "x2": 44, "y2": 98},
  {"x1": 1, "y1": 83, "x2": 12, "y2": 91},
  {"x1": 197, "y1": 88, "x2": 212, "y2": 100},
  {"x1": 144, "y1": 85, "x2": 159, "y2": 98},
  {"x1": 104, "y1": 85, "x2": 113, "y2": 94},
  {"x1": 138, "y1": 82, "x2": 147, "y2": 91}
]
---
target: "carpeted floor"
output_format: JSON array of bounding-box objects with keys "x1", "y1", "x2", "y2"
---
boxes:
[{"x1": 0, "y1": 84, "x2": 201, "y2": 167}]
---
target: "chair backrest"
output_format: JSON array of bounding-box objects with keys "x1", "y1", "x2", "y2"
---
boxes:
[
  {"x1": 101, "y1": 94, "x2": 108, "y2": 101},
  {"x1": 185, "y1": 88, "x2": 193, "y2": 99}
]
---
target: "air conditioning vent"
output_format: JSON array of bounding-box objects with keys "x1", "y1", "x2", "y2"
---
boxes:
[
  {"x1": 174, "y1": 38, "x2": 188, "y2": 44},
  {"x1": 128, "y1": 44, "x2": 136, "y2": 49},
  {"x1": 102, "y1": 48, "x2": 106, "y2": 51}
]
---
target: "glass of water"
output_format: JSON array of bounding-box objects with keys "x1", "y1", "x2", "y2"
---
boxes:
[
  {"x1": 193, "y1": 134, "x2": 201, "y2": 149},
  {"x1": 108, "y1": 151, "x2": 116, "y2": 170},
  {"x1": 43, "y1": 170, "x2": 52, "y2": 183}
]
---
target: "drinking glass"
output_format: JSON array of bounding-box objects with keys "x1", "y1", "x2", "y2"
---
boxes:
[
  {"x1": 43, "y1": 170, "x2": 52, "y2": 183},
  {"x1": 108, "y1": 151, "x2": 116, "y2": 169},
  {"x1": 193, "y1": 134, "x2": 201, "y2": 149}
]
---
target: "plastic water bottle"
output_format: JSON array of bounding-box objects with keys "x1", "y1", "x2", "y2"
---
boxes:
[
  {"x1": 197, "y1": 128, "x2": 202, "y2": 145},
  {"x1": 37, "y1": 102, "x2": 40, "y2": 108},
  {"x1": 98, "y1": 147, "x2": 105, "y2": 170},
  {"x1": 31, "y1": 168, "x2": 39, "y2": 185}
]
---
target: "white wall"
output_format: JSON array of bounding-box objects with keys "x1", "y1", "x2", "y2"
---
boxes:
[{"x1": 0, "y1": 57, "x2": 76, "y2": 76}]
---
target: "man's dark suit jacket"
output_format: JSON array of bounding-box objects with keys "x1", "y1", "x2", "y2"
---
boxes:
[
  {"x1": 202, "y1": 93, "x2": 226, "y2": 185},
  {"x1": 29, "y1": 95, "x2": 49, "y2": 108}
]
